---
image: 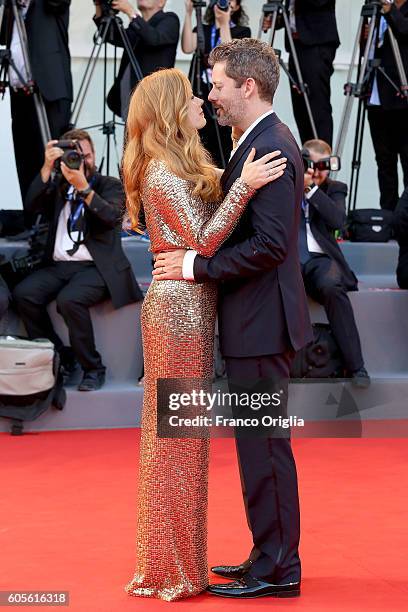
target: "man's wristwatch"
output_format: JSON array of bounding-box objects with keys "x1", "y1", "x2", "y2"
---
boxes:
[
  {"x1": 76, "y1": 186, "x2": 93, "y2": 199},
  {"x1": 304, "y1": 182, "x2": 317, "y2": 194}
]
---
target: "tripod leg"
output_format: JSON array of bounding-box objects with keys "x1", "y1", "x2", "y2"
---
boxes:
[
  {"x1": 71, "y1": 20, "x2": 112, "y2": 126},
  {"x1": 388, "y1": 28, "x2": 408, "y2": 100},
  {"x1": 348, "y1": 98, "x2": 367, "y2": 213},
  {"x1": 334, "y1": 13, "x2": 376, "y2": 159},
  {"x1": 282, "y1": 11, "x2": 318, "y2": 139},
  {"x1": 11, "y1": 1, "x2": 51, "y2": 144},
  {"x1": 115, "y1": 21, "x2": 144, "y2": 82}
]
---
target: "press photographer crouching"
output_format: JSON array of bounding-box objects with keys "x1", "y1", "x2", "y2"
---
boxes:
[
  {"x1": 12, "y1": 129, "x2": 143, "y2": 391},
  {"x1": 299, "y1": 140, "x2": 370, "y2": 388}
]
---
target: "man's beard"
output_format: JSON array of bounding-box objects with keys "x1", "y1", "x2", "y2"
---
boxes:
[{"x1": 215, "y1": 98, "x2": 246, "y2": 127}]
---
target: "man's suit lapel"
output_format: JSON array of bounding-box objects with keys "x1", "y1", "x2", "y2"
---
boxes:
[{"x1": 221, "y1": 112, "x2": 281, "y2": 192}]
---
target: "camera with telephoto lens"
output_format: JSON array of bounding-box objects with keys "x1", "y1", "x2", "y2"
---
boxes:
[
  {"x1": 53, "y1": 140, "x2": 84, "y2": 172},
  {"x1": 100, "y1": 0, "x2": 119, "y2": 14},
  {"x1": 209, "y1": 0, "x2": 230, "y2": 11},
  {"x1": 301, "y1": 149, "x2": 341, "y2": 173}
]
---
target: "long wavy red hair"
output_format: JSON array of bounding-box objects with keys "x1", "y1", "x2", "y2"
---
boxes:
[{"x1": 122, "y1": 68, "x2": 221, "y2": 230}]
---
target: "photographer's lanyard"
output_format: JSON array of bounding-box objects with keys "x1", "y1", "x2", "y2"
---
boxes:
[
  {"x1": 204, "y1": 23, "x2": 234, "y2": 84},
  {"x1": 210, "y1": 26, "x2": 222, "y2": 51},
  {"x1": 66, "y1": 177, "x2": 95, "y2": 255}
]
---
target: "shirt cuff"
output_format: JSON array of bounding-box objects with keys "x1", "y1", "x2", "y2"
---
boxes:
[
  {"x1": 182, "y1": 250, "x2": 197, "y2": 281},
  {"x1": 305, "y1": 185, "x2": 319, "y2": 200}
]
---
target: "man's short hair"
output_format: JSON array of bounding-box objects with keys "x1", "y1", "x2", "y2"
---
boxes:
[
  {"x1": 303, "y1": 139, "x2": 332, "y2": 156},
  {"x1": 62, "y1": 128, "x2": 94, "y2": 153},
  {"x1": 208, "y1": 38, "x2": 280, "y2": 104}
]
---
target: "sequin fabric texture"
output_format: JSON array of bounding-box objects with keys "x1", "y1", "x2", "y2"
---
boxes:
[{"x1": 125, "y1": 160, "x2": 255, "y2": 601}]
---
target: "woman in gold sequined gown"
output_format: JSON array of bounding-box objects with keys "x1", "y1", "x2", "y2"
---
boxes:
[{"x1": 121, "y1": 68, "x2": 286, "y2": 601}]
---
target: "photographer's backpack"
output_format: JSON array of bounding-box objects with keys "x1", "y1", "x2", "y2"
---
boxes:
[{"x1": 0, "y1": 337, "x2": 66, "y2": 435}]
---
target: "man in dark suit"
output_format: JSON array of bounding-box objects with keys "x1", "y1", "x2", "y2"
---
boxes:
[
  {"x1": 267, "y1": 0, "x2": 339, "y2": 145},
  {"x1": 153, "y1": 39, "x2": 313, "y2": 598},
  {"x1": 393, "y1": 185, "x2": 408, "y2": 288},
  {"x1": 1, "y1": 0, "x2": 73, "y2": 203},
  {"x1": 94, "y1": 0, "x2": 179, "y2": 120},
  {"x1": 366, "y1": 0, "x2": 408, "y2": 211},
  {"x1": 13, "y1": 129, "x2": 143, "y2": 391},
  {"x1": 300, "y1": 139, "x2": 369, "y2": 386}
]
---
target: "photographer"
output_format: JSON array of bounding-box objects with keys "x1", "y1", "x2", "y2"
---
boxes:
[
  {"x1": 1, "y1": 0, "x2": 73, "y2": 204},
  {"x1": 182, "y1": 0, "x2": 251, "y2": 166},
  {"x1": 12, "y1": 129, "x2": 143, "y2": 392},
  {"x1": 94, "y1": 1, "x2": 180, "y2": 120},
  {"x1": 366, "y1": 0, "x2": 408, "y2": 211},
  {"x1": 299, "y1": 139, "x2": 370, "y2": 387},
  {"x1": 264, "y1": 0, "x2": 339, "y2": 146}
]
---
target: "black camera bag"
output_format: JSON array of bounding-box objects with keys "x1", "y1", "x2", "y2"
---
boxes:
[
  {"x1": 290, "y1": 323, "x2": 344, "y2": 379},
  {"x1": 347, "y1": 209, "x2": 394, "y2": 242}
]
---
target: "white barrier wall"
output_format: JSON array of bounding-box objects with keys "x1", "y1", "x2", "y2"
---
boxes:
[{"x1": 0, "y1": 1, "x2": 399, "y2": 210}]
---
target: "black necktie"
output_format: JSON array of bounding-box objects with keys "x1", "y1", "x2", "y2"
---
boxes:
[{"x1": 298, "y1": 207, "x2": 311, "y2": 265}]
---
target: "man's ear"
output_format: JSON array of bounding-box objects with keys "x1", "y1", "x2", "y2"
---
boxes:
[{"x1": 242, "y1": 78, "x2": 257, "y2": 100}]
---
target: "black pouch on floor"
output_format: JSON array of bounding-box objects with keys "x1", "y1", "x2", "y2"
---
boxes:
[
  {"x1": 0, "y1": 337, "x2": 66, "y2": 435},
  {"x1": 347, "y1": 209, "x2": 394, "y2": 242},
  {"x1": 290, "y1": 323, "x2": 344, "y2": 379}
]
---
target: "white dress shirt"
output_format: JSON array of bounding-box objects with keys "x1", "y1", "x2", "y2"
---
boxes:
[
  {"x1": 183, "y1": 109, "x2": 274, "y2": 281},
  {"x1": 9, "y1": 1, "x2": 31, "y2": 89},
  {"x1": 303, "y1": 187, "x2": 324, "y2": 255},
  {"x1": 53, "y1": 189, "x2": 93, "y2": 262},
  {"x1": 289, "y1": 0, "x2": 297, "y2": 33}
]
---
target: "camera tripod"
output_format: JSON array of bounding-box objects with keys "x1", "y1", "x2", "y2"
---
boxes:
[
  {"x1": 257, "y1": 0, "x2": 318, "y2": 140},
  {"x1": 0, "y1": 0, "x2": 51, "y2": 147},
  {"x1": 188, "y1": 0, "x2": 227, "y2": 168},
  {"x1": 70, "y1": 6, "x2": 143, "y2": 175},
  {"x1": 334, "y1": 0, "x2": 408, "y2": 213}
]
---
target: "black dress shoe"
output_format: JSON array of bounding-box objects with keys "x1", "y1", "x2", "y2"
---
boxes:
[
  {"x1": 350, "y1": 367, "x2": 371, "y2": 389},
  {"x1": 207, "y1": 573, "x2": 301, "y2": 599},
  {"x1": 211, "y1": 560, "x2": 253, "y2": 580},
  {"x1": 78, "y1": 370, "x2": 105, "y2": 392}
]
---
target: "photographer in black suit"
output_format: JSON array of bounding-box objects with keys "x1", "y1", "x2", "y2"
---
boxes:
[
  {"x1": 265, "y1": 0, "x2": 339, "y2": 145},
  {"x1": 13, "y1": 129, "x2": 142, "y2": 392},
  {"x1": 94, "y1": 0, "x2": 180, "y2": 120},
  {"x1": 366, "y1": 0, "x2": 408, "y2": 211},
  {"x1": 300, "y1": 139, "x2": 369, "y2": 387},
  {"x1": 1, "y1": 0, "x2": 73, "y2": 202},
  {"x1": 393, "y1": 185, "x2": 408, "y2": 288}
]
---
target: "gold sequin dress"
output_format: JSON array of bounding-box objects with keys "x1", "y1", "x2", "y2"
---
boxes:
[{"x1": 125, "y1": 160, "x2": 255, "y2": 601}]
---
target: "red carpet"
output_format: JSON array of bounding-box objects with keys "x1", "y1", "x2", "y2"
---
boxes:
[{"x1": 1, "y1": 431, "x2": 407, "y2": 611}]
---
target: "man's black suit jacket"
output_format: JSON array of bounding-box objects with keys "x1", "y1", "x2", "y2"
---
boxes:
[
  {"x1": 95, "y1": 10, "x2": 180, "y2": 117},
  {"x1": 194, "y1": 113, "x2": 313, "y2": 357},
  {"x1": 1, "y1": 0, "x2": 73, "y2": 102},
  {"x1": 25, "y1": 173, "x2": 143, "y2": 308},
  {"x1": 306, "y1": 178, "x2": 358, "y2": 291},
  {"x1": 281, "y1": 0, "x2": 340, "y2": 49},
  {"x1": 373, "y1": 2, "x2": 408, "y2": 110}
]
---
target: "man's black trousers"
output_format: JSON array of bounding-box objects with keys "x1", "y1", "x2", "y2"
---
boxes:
[
  {"x1": 288, "y1": 42, "x2": 337, "y2": 146},
  {"x1": 302, "y1": 254, "x2": 364, "y2": 373},
  {"x1": 13, "y1": 261, "x2": 109, "y2": 372},
  {"x1": 367, "y1": 106, "x2": 408, "y2": 211},
  {"x1": 225, "y1": 351, "x2": 301, "y2": 584}
]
